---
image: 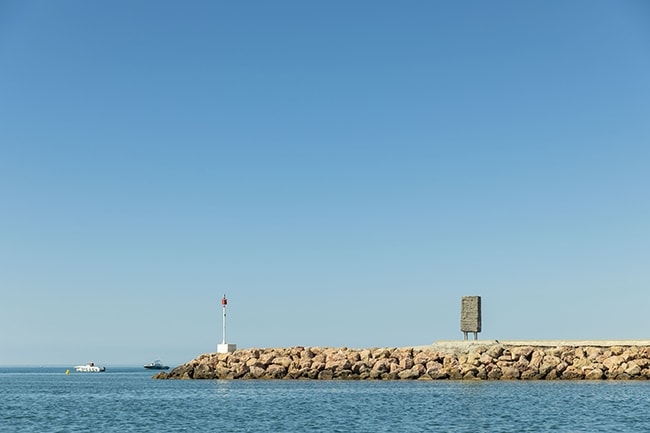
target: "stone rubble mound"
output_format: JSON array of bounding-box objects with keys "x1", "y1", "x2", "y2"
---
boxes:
[{"x1": 154, "y1": 345, "x2": 650, "y2": 380}]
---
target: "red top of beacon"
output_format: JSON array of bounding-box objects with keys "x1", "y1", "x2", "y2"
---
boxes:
[{"x1": 221, "y1": 295, "x2": 227, "y2": 305}]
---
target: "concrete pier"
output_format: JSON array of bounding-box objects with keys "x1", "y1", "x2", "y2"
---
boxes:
[{"x1": 409, "y1": 340, "x2": 650, "y2": 354}]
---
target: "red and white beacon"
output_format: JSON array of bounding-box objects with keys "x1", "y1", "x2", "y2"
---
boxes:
[{"x1": 217, "y1": 294, "x2": 237, "y2": 354}]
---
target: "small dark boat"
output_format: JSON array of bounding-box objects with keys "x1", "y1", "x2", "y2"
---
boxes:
[{"x1": 144, "y1": 360, "x2": 169, "y2": 370}]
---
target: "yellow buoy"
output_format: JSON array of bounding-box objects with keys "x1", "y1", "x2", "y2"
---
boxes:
[{"x1": 65, "y1": 369, "x2": 70, "y2": 375}]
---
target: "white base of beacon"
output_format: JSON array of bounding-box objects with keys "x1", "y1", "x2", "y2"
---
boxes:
[{"x1": 217, "y1": 343, "x2": 237, "y2": 353}]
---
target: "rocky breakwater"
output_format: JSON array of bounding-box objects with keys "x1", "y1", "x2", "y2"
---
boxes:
[{"x1": 154, "y1": 344, "x2": 650, "y2": 381}]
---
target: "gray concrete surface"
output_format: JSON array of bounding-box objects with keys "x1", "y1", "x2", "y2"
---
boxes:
[{"x1": 407, "y1": 340, "x2": 650, "y2": 354}]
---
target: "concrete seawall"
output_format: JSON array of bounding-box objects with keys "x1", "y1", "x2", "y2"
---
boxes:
[{"x1": 154, "y1": 341, "x2": 650, "y2": 381}]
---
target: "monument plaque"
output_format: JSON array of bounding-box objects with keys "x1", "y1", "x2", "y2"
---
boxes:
[{"x1": 460, "y1": 296, "x2": 481, "y2": 340}]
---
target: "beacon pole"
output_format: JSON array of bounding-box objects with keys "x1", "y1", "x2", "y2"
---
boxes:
[
  {"x1": 217, "y1": 294, "x2": 237, "y2": 353},
  {"x1": 221, "y1": 294, "x2": 227, "y2": 345}
]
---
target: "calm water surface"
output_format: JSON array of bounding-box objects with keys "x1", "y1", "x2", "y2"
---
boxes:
[{"x1": 1, "y1": 367, "x2": 649, "y2": 432}]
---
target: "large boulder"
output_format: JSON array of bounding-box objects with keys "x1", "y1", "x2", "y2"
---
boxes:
[
  {"x1": 273, "y1": 356, "x2": 293, "y2": 369},
  {"x1": 584, "y1": 368, "x2": 604, "y2": 380},
  {"x1": 625, "y1": 361, "x2": 642, "y2": 377},
  {"x1": 603, "y1": 355, "x2": 625, "y2": 372},
  {"x1": 398, "y1": 367, "x2": 422, "y2": 380},
  {"x1": 501, "y1": 366, "x2": 521, "y2": 380},
  {"x1": 193, "y1": 363, "x2": 216, "y2": 379},
  {"x1": 167, "y1": 363, "x2": 194, "y2": 379},
  {"x1": 561, "y1": 366, "x2": 584, "y2": 380},
  {"x1": 539, "y1": 355, "x2": 561, "y2": 376},
  {"x1": 265, "y1": 364, "x2": 287, "y2": 379}
]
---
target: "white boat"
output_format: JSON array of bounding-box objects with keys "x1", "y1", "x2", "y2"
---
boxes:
[{"x1": 74, "y1": 362, "x2": 105, "y2": 372}]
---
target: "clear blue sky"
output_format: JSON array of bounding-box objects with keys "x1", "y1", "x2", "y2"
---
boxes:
[{"x1": 1, "y1": 1, "x2": 649, "y2": 366}]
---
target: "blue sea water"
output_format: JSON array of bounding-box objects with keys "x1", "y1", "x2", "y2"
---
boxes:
[{"x1": 1, "y1": 367, "x2": 650, "y2": 432}]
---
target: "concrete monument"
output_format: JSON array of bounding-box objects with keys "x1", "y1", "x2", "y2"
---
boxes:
[{"x1": 460, "y1": 296, "x2": 481, "y2": 340}]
